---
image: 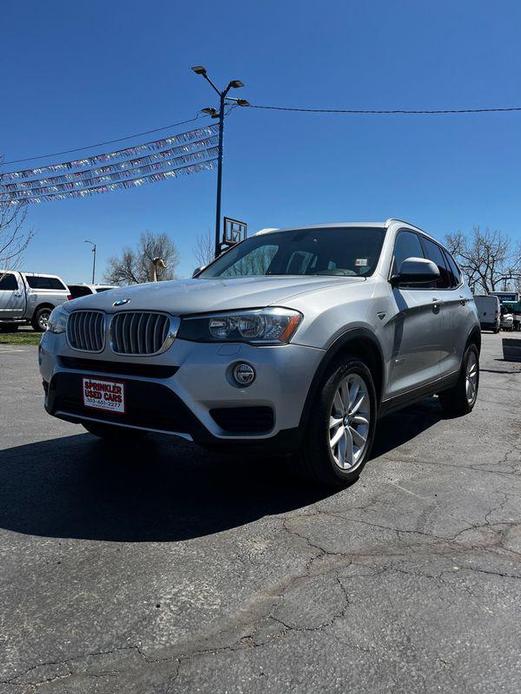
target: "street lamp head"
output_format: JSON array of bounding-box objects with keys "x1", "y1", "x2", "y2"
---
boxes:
[
  {"x1": 236, "y1": 98, "x2": 250, "y2": 107},
  {"x1": 191, "y1": 65, "x2": 207, "y2": 76},
  {"x1": 228, "y1": 80, "x2": 244, "y2": 89},
  {"x1": 201, "y1": 107, "x2": 219, "y2": 118}
]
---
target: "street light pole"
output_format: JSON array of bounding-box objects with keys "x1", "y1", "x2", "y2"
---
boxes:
[
  {"x1": 84, "y1": 240, "x2": 96, "y2": 284},
  {"x1": 214, "y1": 88, "x2": 228, "y2": 259},
  {"x1": 191, "y1": 66, "x2": 249, "y2": 258}
]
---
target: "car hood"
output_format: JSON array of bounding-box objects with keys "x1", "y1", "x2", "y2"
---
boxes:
[{"x1": 68, "y1": 276, "x2": 365, "y2": 315}]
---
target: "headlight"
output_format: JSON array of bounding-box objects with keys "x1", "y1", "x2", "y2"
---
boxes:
[
  {"x1": 178, "y1": 308, "x2": 303, "y2": 345},
  {"x1": 47, "y1": 305, "x2": 69, "y2": 334}
]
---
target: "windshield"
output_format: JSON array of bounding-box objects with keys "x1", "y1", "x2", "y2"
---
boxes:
[{"x1": 199, "y1": 227, "x2": 386, "y2": 279}]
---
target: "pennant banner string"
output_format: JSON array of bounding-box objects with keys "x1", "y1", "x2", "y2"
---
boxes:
[
  {"x1": 0, "y1": 124, "x2": 219, "y2": 181},
  {"x1": 0, "y1": 147, "x2": 218, "y2": 201},
  {"x1": 6, "y1": 160, "x2": 218, "y2": 206},
  {"x1": 0, "y1": 136, "x2": 218, "y2": 193}
]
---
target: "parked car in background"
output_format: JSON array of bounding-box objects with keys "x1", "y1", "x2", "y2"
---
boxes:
[
  {"x1": 473, "y1": 295, "x2": 500, "y2": 333},
  {"x1": 40, "y1": 218, "x2": 481, "y2": 488},
  {"x1": 502, "y1": 301, "x2": 521, "y2": 331},
  {"x1": 500, "y1": 304, "x2": 514, "y2": 331},
  {"x1": 0, "y1": 271, "x2": 70, "y2": 332},
  {"x1": 67, "y1": 284, "x2": 117, "y2": 299}
]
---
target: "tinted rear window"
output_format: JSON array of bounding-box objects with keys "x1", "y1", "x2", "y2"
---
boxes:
[
  {"x1": 26, "y1": 276, "x2": 67, "y2": 290},
  {"x1": 67, "y1": 285, "x2": 93, "y2": 298}
]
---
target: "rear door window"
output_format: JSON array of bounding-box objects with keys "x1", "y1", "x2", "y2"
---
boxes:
[
  {"x1": 443, "y1": 250, "x2": 462, "y2": 287},
  {"x1": 0, "y1": 273, "x2": 18, "y2": 290}
]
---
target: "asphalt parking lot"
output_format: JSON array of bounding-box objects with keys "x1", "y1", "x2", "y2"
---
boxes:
[{"x1": 1, "y1": 333, "x2": 520, "y2": 693}]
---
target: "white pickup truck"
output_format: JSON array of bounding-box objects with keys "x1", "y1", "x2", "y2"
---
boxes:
[{"x1": 0, "y1": 271, "x2": 70, "y2": 332}]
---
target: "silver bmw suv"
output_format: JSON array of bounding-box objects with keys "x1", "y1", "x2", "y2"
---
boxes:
[{"x1": 40, "y1": 219, "x2": 480, "y2": 487}]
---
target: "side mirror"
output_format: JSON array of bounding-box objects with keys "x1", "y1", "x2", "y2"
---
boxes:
[
  {"x1": 391, "y1": 257, "x2": 439, "y2": 287},
  {"x1": 192, "y1": 266, "x2": 203, "y2": 278}
]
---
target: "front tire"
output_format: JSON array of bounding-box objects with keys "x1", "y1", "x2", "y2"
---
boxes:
[
  {"x1": 439, "y1": 344, "x2": 479, "y2": 416},
  {"x1": 298, "y1": 358, "x2": 377, "y2": 488}
]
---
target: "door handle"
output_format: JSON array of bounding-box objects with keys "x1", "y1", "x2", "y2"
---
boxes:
[
  {"x1": 432, "y1": 298, "x2": 441, "y2": 314},
  {"x1": 459, "y1": 295, "x2": 467, "y2": 306}
]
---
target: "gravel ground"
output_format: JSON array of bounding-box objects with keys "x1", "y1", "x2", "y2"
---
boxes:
[{"x1": 0, "y1": 333, "x2": 520, "y2": 693}]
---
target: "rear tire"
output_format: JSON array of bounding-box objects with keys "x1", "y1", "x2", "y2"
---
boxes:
[
  {"x1": 82, "y1": 422, "x2": 147, "y2": 441},
  {"x1": 31, "y1": 307, "x2": 51, "y2": 332},
  {"x1": 439, "y1": 344, "x2": 479, "y2": 416},
  {"x1": 296, "y1": 358, "x2": 377, "y2": 488}
]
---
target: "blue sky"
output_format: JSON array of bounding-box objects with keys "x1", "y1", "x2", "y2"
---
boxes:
[{"x1": 1, "y1": 0, "x2": 520, "y2": 281}]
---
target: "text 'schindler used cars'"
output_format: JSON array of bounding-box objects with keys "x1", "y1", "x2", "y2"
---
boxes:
[{"x1": 40, "y1": 219, "x2": 481, "y2": 487}]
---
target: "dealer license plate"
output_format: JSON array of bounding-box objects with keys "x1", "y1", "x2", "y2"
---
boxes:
[{"x1": 82, "y1": 377, "x2": 125, "y2": 414}]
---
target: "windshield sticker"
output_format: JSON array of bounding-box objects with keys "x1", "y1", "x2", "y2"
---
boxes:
[{"x1": 355, "y1": 258, "x2": 368, "y2": 267}]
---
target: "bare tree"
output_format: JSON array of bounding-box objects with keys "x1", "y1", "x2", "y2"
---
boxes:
[
  {"x1": 0, "y1": 201, "x2": 33, "y2": 272},
  {"x1": 105, "y1": 231, "x2": 180, "y2": 285},
  {"x1": 193, "y1": 228, "x2": 215, "y2": 269},
  {"x1": 445, "y1": 226, "x2": 521, "y2": 293}
]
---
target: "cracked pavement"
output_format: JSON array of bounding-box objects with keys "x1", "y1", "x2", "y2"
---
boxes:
[{"x1": 0, "y1": 333, "x2": 520, "y2": 693}]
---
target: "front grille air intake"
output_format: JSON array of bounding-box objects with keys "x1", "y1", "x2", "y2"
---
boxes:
[
  {"x1": 67, "y1": 311, "x2": 105, "y2": 352},
  {"x1": 111, "y1": 311, "x2": 171, "y2": 355}
]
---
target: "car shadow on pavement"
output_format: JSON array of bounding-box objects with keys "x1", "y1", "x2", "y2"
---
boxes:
[
  {"x1": 0, "y1": 399, "x2": 443, "y2": 543},
  {"x1": 0, "y1": 433, "x2": 330, "y2": 542}
]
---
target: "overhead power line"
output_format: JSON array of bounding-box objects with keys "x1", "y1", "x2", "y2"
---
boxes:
[
  {"x1": 2, "y1": 100, "x2": 520, "y2": 170},
  {"x1": 247, "y1": 103, "x2": 521, "y2": 115},
  {"x1": 1, "y1": 113, "x2": 208, "y2": 166}
]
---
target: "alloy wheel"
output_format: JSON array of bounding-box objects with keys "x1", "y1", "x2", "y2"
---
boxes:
[
  {"x1": 39, "y1": 312, "x2": 50, "y2": 330},
  {"x1": 465, "y1": 351, "x2": 478, "y2": 405},
  {"x1": 329, "y1": 373, "x2": 371, "y2": 471}
]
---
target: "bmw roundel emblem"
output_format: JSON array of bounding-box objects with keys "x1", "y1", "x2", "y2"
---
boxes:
[{"x1": 113, "y1": 298, "x2": 131, "y2": 307}]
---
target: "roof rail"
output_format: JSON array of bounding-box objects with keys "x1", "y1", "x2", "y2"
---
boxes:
[{"x1": 385, "y1": 218, "x2": 426, "y2": 233}]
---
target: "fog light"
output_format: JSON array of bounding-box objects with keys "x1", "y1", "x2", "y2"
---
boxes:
[{"x1": 232, "y1": 362, "x2": 256, "y2": 386}]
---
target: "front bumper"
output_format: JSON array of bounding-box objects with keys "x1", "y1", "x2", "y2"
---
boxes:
[{"x1": 40, "y1": 332, "x2": 324, "y2": 451}]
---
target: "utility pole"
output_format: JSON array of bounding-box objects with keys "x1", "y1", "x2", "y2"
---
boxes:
[
  {"x1": 191, "y1": 66, "x2": 249, "y2": 258},
  {"x1": 84, "y1": 240, "x2": 96, "y2": 284}
]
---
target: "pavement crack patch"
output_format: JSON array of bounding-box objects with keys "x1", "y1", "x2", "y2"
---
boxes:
[{"x1": 2, "y1": 644, "x2": 160, "y2": 687}]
